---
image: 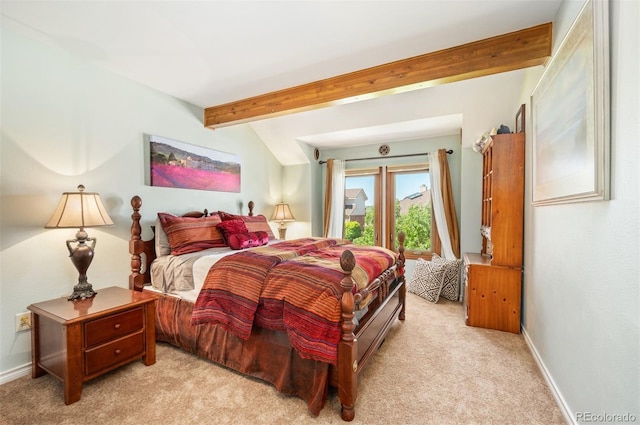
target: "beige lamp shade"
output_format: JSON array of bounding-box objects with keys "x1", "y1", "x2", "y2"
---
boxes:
[
  {"x1": 45, "y1": 185, "x2": 114, "y2": 229},
  {"x1": 270, "y1": 203, "x2": 295, "y2": 223},
  {"x1": 270, "y1": 203, "x2": 295, "y2": 240}
]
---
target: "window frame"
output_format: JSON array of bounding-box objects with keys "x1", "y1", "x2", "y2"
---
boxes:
[
  {"x1": 344, "y1": 167, "x2": 382, "y2": 246},
  {"x1": 385, "y1": 164, "x2": 440, "y2": 260},
  {"x1": 343, "y1": 163, "x2": 440, "y2": 259}
]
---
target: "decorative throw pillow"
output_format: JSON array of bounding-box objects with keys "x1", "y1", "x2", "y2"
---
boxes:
[
  {"x1": 431, "y1": 253, "x2": 463, "y2": 301},
  {"x1": 158, "y1": 212, "x2": 227, "y2": 255},
  {"x1": 216, "y1": 219, "x2": 249, "y2": 242},
  {"x1": 407, "y1": 258, "x2": 446, "y2": 303},
  {"x1": 218, "y1": 211, "x2": 276, "y2": 240},
  {"x1": 227, "y1": 231, "x2": 270, "y2": 250}
]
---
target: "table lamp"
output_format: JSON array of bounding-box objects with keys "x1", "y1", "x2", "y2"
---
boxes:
[
  {"x1": 270, "y1": 202, "x2": 295, "y2": 240},
  {"x1": 45, "y1": 185, "x2": 114, "y2": 300}
]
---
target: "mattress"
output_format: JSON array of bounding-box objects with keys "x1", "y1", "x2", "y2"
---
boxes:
[{"x1": 150, "y1": 246, "x2": 236, "y2": 299}]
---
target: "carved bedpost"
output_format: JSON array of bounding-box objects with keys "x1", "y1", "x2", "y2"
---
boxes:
[
  {"x1": 397, "y1": 231, "x2": 406, "y2": 321},
  {"x1": 129, "y1": 196, "x2": 144, "y2": 291},
  {"x1": 338, "y1": 249, "x2": 357, "y2": 422},
  {"x1": 247, "y1": 201, "x2": 254, "y2": 216}
]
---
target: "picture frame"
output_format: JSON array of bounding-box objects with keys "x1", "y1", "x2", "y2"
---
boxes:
[
  {"x1": 148, "y1": 135, "x2": 241, "y2": 192},
  {"x1": 515, "y1": 104, "x2": 525, "y2": 133},
  {"x1": 531, "y1": 0, "x2": 609, "y2": 206}
]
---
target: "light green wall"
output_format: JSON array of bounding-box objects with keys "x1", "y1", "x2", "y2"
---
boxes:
[
  {"x1": 0, "y1": 28, "x2": 283, "y2": 374},
  {"x1": 521, "y1": 0, "x2": 639, "y2": 421}
]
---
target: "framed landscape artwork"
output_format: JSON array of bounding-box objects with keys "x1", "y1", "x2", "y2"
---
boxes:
[
  {"x1": 531, "y1": 0, "x2": 609, "y2": 206},
  {"x1": 148, "y1": 135, "x2": 241, "y2": 192}
]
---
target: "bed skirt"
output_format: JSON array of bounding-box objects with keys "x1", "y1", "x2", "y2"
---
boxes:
[{"x1": 154, "y1": 294, "x2": 330, "y2": 415}]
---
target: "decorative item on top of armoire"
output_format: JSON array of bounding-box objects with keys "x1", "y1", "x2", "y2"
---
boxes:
[
  {"x1": 463, "y1": 132, "x2": 524, "y2": 334},
  {"x1": 270, "y1": 202, "x2": 296, "y2": 239},
  {"x1": 45, "y1": 185, "x2": 114, "y2": 300}
]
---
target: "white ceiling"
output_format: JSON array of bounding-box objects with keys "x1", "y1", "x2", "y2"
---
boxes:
[{"x1": 1, "y1": 0, "x2": 562, "y2": 164}]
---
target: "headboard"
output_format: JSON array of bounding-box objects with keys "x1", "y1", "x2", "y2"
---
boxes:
[{"x1": 128, "y1": 195, "x2": 254, "y2": 291}]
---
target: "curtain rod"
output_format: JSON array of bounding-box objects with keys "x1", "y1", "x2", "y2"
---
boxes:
[{"x1": 318, "y1": 149, "x2": 453, "y2": 164}]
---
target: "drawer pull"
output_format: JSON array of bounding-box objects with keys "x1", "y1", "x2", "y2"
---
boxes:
[
  {"x1": 114, "y1": 349, "x2": 121, "y2": 355},
  {"x1": 114, "y1": 323, "x2": 122, "y2": 329}
]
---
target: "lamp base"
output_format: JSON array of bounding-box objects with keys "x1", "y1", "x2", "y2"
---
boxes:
[
  {"x1": 278, "y1": 227, "x2": 287, "y2": 240},
  {"x1": 68, "y1": 282, "x2": 97, "y2": 301},
  {"x1": 66, "y1": 231, "x2": 98, "y2": 301}
]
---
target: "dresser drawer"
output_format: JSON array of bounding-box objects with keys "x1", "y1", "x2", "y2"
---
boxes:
[
  {"x1": 84, "y1": 331, "x2": 145, "y2": 376},
  {"x1": 84, "y1": 308, "x2": 143, "y2": 348}
]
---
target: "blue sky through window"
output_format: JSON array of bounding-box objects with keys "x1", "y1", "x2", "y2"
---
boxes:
[{"x1": 346, "y1": 173, "x2": 430, "y2": 206}]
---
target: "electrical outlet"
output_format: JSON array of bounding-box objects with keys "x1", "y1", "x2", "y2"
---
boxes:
[{"x1": 15, "y1": 312, "x2": 31, "y2": 332}]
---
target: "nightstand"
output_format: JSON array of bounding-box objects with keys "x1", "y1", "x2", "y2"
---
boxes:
[{"x1": 27, "y1": 286, "x2": 157, "y2": 404}]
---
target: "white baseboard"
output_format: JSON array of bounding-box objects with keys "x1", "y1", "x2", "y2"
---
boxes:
[
  {"x1": 522, "y1": 326, "x2": 574, "y2": 425},
  {"x1": 0, "y1": 363, "x2": 31, "y2": 386}
]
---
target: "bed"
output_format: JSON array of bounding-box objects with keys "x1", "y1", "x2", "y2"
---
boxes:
[{"x1": 128, "y1": 195, "x2": 406, "y2": 421}]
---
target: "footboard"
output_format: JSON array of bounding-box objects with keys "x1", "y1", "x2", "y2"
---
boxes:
[{"x1": 336, "y1": 233, "x2": 405, "y2": 421}]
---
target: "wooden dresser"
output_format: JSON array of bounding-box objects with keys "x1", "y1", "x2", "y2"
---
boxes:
[
  {"x1": 463, "y1": 133, "x2": 524, "y2": 333},
  {"x1": 28, "y1": 286, "x2": 157, "y2": 404}
]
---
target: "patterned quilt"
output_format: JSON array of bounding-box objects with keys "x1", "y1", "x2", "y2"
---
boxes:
[{"x1": 191, "y1": 238, "x2": 398, "y2": 364}]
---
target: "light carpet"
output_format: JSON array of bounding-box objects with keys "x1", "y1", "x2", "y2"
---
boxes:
[{"x1": 0, "y1": 293, "x2": 565, "y2": 425}]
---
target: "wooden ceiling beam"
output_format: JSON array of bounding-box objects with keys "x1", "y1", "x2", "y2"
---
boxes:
[{"x1": 204, "y1": 22, "x2": 552, "y2": 128}]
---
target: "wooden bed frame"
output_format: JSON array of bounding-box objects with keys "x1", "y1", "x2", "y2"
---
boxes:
[{"x1": 128, "y1": 195, "x2": 406, "y2": 421}]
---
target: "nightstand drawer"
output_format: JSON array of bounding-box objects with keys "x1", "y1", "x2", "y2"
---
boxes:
[
  {"x1": 85, "y1": 331, "x2": 145, "y2": 376},
  {"x1": 84, "y1": 307, "x2": 143, "y2": 347}
]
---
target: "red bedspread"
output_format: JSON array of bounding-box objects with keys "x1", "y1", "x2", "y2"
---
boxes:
[{"x1": 191, "y1": 238, "x2": 397, "y2": 364}]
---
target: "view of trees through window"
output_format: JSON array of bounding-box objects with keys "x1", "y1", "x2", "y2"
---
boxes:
[
  {"x1": 344, "y1": 168, "x2": 432, "y2": 254},
  {"x1": 344, "y1": 174, "x2": 377, "y2": 245},
  {"x1": 392, "y1": 170, "x2": 432, "y2": 252}
]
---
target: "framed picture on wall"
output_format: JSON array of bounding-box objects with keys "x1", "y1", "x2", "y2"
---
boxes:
[
  {"x1": 148, "y1": 135, "x2": 241, "y2": 193},
  {"x1": 515, "y1": 104, "x2": 525, "y2": 133},
  {"x1": 531, "y1": 0, "x2": 610, "y2": 206}
]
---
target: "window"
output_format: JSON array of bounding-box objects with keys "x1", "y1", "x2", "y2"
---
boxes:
[
  {"x1": 344, "y1": 168, "x2": 381, "y2": 246},
  {"x1": 386, "y1": 165, "x2": 440, "y2": 259},
  {"x1": 342, "y1": 164, "x2": 439, "y2": 259}
]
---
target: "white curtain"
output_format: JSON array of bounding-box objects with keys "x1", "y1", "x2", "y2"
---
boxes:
[
  {"x1": 326, "y1": 159, "x2": 345, "y2": 238},
  {"x1": 428, "y1": 152, "x2": 456, "y2": 260}
]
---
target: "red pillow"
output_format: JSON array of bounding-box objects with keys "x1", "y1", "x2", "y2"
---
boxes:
[
  {"x1": 216, "y1": 219, "x2": 248, "y2": 242},
  {"x1": 158, "y1": 213, "x2": 226, "y2": 255},
  {"x1": 218, "y1": 211, "x2": 276, "y2": 239},
  {"x1": 227, "y1": 231, "x2": 270, "y2": 250}
]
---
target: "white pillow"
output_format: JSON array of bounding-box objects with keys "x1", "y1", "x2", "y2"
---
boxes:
[
  {"x1": 154, "y1": 216, "x2": 171, "y2": 257},
  {"x1": 407, "y1": 258, "x2": 446, "y2": 303}
]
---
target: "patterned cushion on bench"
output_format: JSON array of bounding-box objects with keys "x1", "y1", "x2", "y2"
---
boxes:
[
  {"x1": 407, "y1": 258, "x2": 446, "y2": 303},
  {"x1": 432, "y1": 253, "x2": 463, "y2": 301}
]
